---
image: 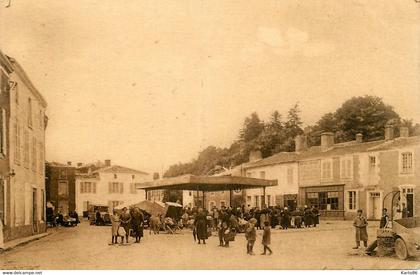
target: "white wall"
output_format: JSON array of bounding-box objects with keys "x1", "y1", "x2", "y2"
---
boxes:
[
  {"x1": 76, "y1": 171, "x2": 150, "y2": 215},
  {"x1": 244, "y1": 163, "x2": 299, "y2": 208}
]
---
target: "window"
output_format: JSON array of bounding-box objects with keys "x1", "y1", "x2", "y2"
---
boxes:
[
  {"x1": 27, "y1": 98, "x2": 32, "y2": 128},
  {"x1": 39, "y1": 109, "x2": 43, "y2": 129},
  {"x1": 31, "y1": 137, "x2": 37, "y2": 171},
  {"x1": 80, "y1": 182, "x2": 96, "y2": 194},
  {"x1": 327, "y1": 192, "x2": 339, "y2": 210},
  {"x1": 188, "y1": 191, "x2": 192, "y2": 196},
  {"x1": 114, "y1": 174, "x2": 117, "y2": 179},
  {"x1": 38, "y1": 142, "x2": 43, "y2": 173},
  {"x1": 220, "y1": 201, "x2": 226, "y2": 208},
  {"x1": 340, "y1": 157, "x2": 353, "y2": 179},
  {"x1": 254, "y1": 196, "x2": 259, "y2": 207},
  {"x1": 259, "y1": 171, "x2": 266, "y2": 179},
  {"x1": 246, "y1": 172, "x2": 252, "y2": 178},
  {"x1": 369, "y1": 156, "x2": 376, "y2": 168},
  {"x1": 401, "y1": 152, "x2": 413, "y2": 174},
  {"x1": 132, "y1": 175, "x2": 135, "y2": 179},
  {"x1": 300, "y1": 160, "x2": 320, "y2": 181},
  {"x1": 0, "y1": 70, "x2": 9, "y2": 94},
  {"x1": 348, "y1": 191, "x2": 357, "y2": 210},
  {"x1": 58, "y1": 181, "x2": 69, "y2": 196},
  {"x1": 246, "y1": 196, "x2": 251, "y2": 203},
  {"x1": 59, "y1": 169, "x2": 67, "y2": 179},
  {"x1": 321, "y1": 159, "x2": 332, "y2": 180},
  {"x1": 109, "y1": 182, "x2": 123, "y2": 194},
  {"x1": 14, "y1": 119, "x2": 20, "y2": 164},
  {"x1": 130, "y1": 183, "x2": 137, "y2": 194},
  {"x1": 23, "y1": 130, "x2": 29, "y2": 168},
  {"x1": 0, "y1": 108, "x2": 6, "y2": 155},
  {"x1": 287, "y1": 167, "x2": 294, "y2": 184},
  {"x1": 267, "y1": 195, "x2": 271, "y2": 207},
  {"x1": 14, "y1": 83, "x2": 18, "y2": 104}
]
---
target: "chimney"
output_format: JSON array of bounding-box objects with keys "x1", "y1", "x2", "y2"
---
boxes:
[
  {"x1": 77, "y1": 162, "x2": 83, "y2": 167},
  {"x1": 355, "y1": 133, "x2": 363, "y2": 143},
  {"x1": 321, "y1": 132, "x2": 334, "y2": 151},
  {"x1": 294, "y1": 135, "x2": 308, "y2": 152},
  {"x1": 249, "y1": 150, "x2": 262, "y2": 162},
  {"x1": 105, "y1": 159, "x2": 111, "y2": 167},
  {"x1": 67, "y1": 161, "x2": 72, "y2": 166},
  {"x1": 385, "y1": 125, "x2": 394, "y2": 140},
  {"x1": 153, "y1": 172, "x2": 160, "y2": 180},
  {"x1": 399, "y1": 126, "x2": 409, "y2": 138}
]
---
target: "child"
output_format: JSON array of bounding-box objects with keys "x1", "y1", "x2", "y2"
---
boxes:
[
  {"x1": 245, "y1": 218, "x2": 257, "y2": 255},
  {"x1": 110, "y1": 211, "x2": 121, "y2": 245},
  {"x1": 353, "y1": 209, "x2": 368, "y2": 249},
  {"x1": 261, "y1": 221, "x2": 273, "y2": 255}
]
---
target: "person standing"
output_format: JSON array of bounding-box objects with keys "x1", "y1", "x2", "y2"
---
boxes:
[
  {"x1": 261, "y1": 221, "x2": 273, "y2": 255},
  {"x1": 110, "y1": 211, "x2": 121, "y2": 244},
  {"x1": 120, "y1": 207, "x2": 132, "y2": 243},
  {"x1": 130, "y1": 207, "x2": 144, "y2": 243},
  {"x1": 304, "y1": 206, "x2": 312, "y2": 228},
  {"x1": 194, "y1": 208, "x2": 208, "y2": 244},
  {"x1": 311, "y1": 206, "x2": 320, "y2": 227},
  {"x1": 353, "y1": 209, "x2": 368, "y2": 249},
  {"x1": 245, "y1": 218, "x2": 257, "y2": 255}
]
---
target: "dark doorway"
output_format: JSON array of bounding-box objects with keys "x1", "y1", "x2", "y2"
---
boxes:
[
  {"x1": 32, "y1": 188, "x2": 38, "y2": 233},
  {"x1": 406, "y1": 193, "x2": 414, "y2": 218}
]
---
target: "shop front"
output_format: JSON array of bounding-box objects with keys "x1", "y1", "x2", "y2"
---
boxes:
[{"x1": 302, "y1": 185, "x2": 344, "y2": 219}]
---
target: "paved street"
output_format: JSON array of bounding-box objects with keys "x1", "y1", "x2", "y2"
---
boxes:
[{"x1": 1, "y1": 220, "x2": 418, "y2": 270}]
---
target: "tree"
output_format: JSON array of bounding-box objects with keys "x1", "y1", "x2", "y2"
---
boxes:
[
  {"x1": 311, "y1": 95, "x2": 400, "y2": 143},
  {"x1": 239, "y1": 112, "x2": 264, "y2": 142}
]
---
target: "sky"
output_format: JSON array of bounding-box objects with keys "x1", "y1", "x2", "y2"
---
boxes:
[{"x1": 0, "y1": 0, "x2": 419, "y2": 175}]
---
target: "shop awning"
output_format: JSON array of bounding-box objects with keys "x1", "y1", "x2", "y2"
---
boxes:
[{"x1": 136, "y1": 174, "x2": 277, "y2": 192}]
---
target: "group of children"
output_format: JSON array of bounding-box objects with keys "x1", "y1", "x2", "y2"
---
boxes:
[{"x1": 245, "y1": 218, "x2": 273, "y2": 255}]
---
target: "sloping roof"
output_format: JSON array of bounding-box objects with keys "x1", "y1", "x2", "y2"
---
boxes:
[
  {"x1": 93, "y1": 165, "x2": 149, "y2": 175},
  {"x1": 7, "y1": 56, "x2": 48, "y2": 107},
  {"x1": 244, "y1": 138, "x2": 409, "y2": 169},
  {"x1": 137, "y1": 174, "x2": 277, "y2": 192},
  {"x1": 367, "y1": 136, "x2": 420, "y2": 152}
]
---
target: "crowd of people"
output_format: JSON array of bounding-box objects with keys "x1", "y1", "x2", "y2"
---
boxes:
[{"x1": 181, "y1": 204, "x2": 321, "y2": 232}]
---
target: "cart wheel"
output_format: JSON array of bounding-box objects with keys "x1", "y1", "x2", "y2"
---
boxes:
[{"x1": 395, "y1": 238, "x2": 408, "y2": 260}]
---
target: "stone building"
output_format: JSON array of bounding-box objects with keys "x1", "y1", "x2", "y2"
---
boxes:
[
  {"x1": 45, "y1": 162, "x2": 77, "y2": 215},
  {"x1": 75, "y1": 160, "x2": 150, "y2": 215},
  {"x1": 0, "y1": 50, "x2": 48, "y2": 243}
]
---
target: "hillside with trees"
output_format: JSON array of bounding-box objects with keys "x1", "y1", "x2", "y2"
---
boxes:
[{"x1": 163, "y1": 95, "x2": 420, "y2": 178}]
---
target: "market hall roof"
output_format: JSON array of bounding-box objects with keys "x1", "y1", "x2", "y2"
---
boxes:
[{"x1": 137, "y1": 174, "x2": 277, "y2": 192}]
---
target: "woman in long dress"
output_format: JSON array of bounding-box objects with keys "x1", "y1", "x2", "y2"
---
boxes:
[
  {"x1": 194, "y1": 208, "x2": 208, "y2": 244},
  {"x1": 130, "y1": 207, "x2": 144, "y2": 243}
]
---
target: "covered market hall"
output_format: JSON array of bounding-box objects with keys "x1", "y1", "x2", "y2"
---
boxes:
[{"x1": 137, "y1": 174, "x2": 278, "y2": 209}]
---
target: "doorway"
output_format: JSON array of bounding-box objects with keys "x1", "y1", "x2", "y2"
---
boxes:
[
  {"x1": 32, "y1": 188, "x2": 38, "y2": 233},
  {"x1": 369, "y1": 192, "x2": 381, "y2": 220}
]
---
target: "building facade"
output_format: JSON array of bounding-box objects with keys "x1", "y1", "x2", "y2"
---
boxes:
[
  {"x1": 75, "y1": 160, "x2": 150, "y2": 215},
  {"x1": 296, "y1": 128, "x2": 420, "y2": 220},
  {"x1": 0, "y1": 51, "x2": 48, "y2": 243},
  {"x1": 45, "y1": 162, "x2": 77, "y2": 215}
]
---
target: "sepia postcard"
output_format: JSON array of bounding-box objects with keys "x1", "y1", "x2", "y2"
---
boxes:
[{"x1": 0, "y1": 0, "x2": 419, "y2": 273}]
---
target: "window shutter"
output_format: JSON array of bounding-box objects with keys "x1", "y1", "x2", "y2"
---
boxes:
[
  {"x1": 108, "y1": 182, "x2": 112, "y2": 193},
  {"x1": 120, "y1": 183, "x2": 123, "y2": 193},
  {"x1": 93, "y1": 182, "x2": 96, "y2": 194},
  {"x1": 80, "y1": 182, "x2": 83, "y2": 193}
]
